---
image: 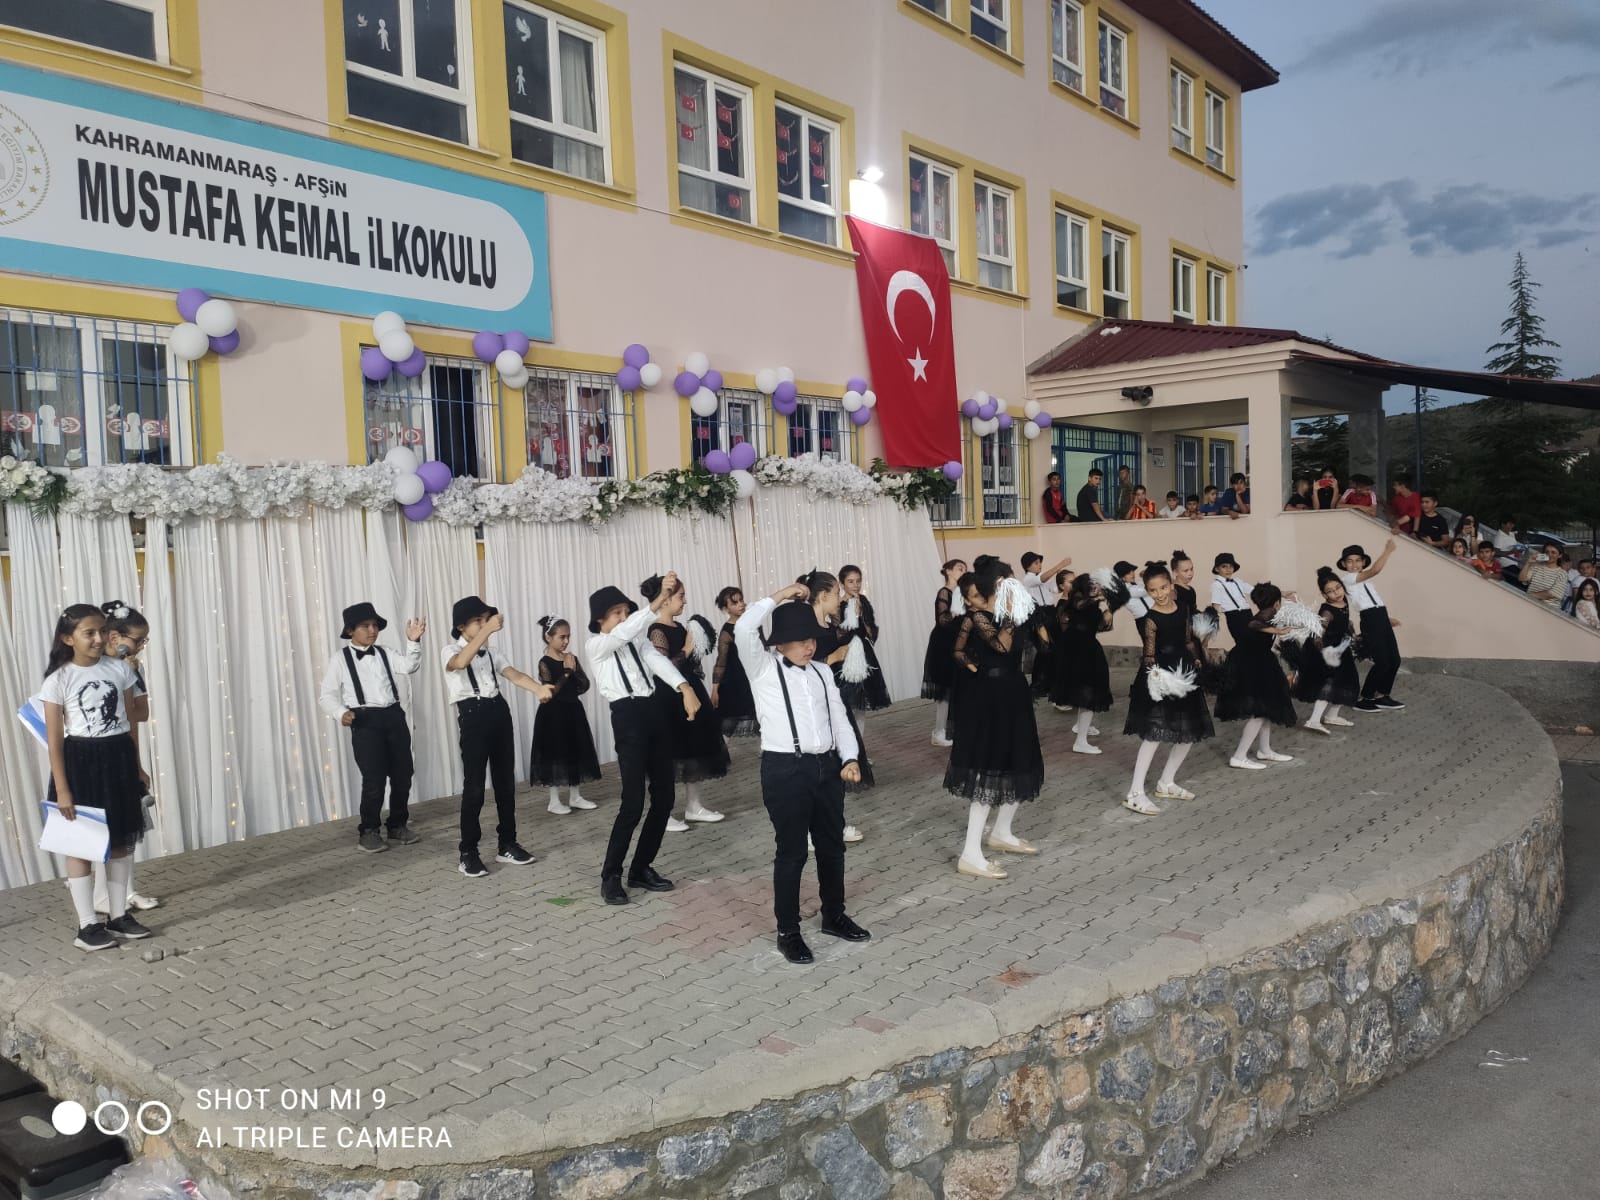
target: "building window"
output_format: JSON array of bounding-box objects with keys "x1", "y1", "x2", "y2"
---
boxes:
[
  {"x1": 1205, "y1": 88, "x2": 1227, "y2": 170},
  {"x1": 1101, "y1": 228, "x2": 1131, "y2": 318},
  {"x1": 1054, "y1": 208, "x2": 1089, "y2": 310},
  {"x1": 931, "y1": 441, "x2": 970, "y2": 527},
  {"x1": 1174, "y1": 435, "x2": 1202, "y2": 499},
  {"x1": 342, "y1": 0, "x2": 474, "y2": 145},
  {"x1": 908, "y1": 154, "x2": 958, "y2": 275},
  {"x1": 503, "y1": 1, "x2": 609, "y2": 183},
  {"x1": 787, "y1": 395, "x2": 855, "y2": 462},
  {"x1": 1172, "y1": 255, "x2": 1196, "y2": 323},
  {"x1": 523, "y1": 367, "x2": 632, "y2": 480},
  {"x1": 1050, "y1": 0, "x2": 1085, "y2": 92},
  {"x1": 1206, "y1": 267, "x2": 1227, "y2": 325},
  {"x1": 674, "y1": 65, "x2": 754, "y2": 224},
  {"x1": 0, "y1": 309, "x2": 196, "y2": 467},
  {"x1": 365, "y1": 352, "x2": 499, "y2": 480},
  {"x1": 0, "y1": 0, "x2": 165, "y2": 61},
  {"x1": 692, "y1": 387, "x2": 770, "y2": 465},
  {"x1": 775, "y1": 103, "x2": 840, "y2": 246},
  {"x1": 970, "y1": 0, "x2": 1008, "y2": 52},
  {"x1": 1169, "y1": 66, "x2": 1194, "y2": 154},
  {"x1": 975, "y1": 177, "x2": 1015, "y2": 292},
  {"x1": 1208, "y1": 438, "x2": 1233, "y2": 489},
  {"x1": 979, "y1": 426, "x2": 1023, "y2": 525},
  {"x1": 908, "y1": 0, "x2": 950, "y2": 17},
  {"x1": 1097, "y1": 19, "x2": 1128, "y2": 117}
]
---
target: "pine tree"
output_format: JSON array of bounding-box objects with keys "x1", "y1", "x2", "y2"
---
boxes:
[{"x1": 1484, "y1": 252, "x2": 1561, "y2": 379}]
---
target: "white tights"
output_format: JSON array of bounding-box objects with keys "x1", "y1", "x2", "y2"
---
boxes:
[
  {"x1": 961, "y1": 801, "x2": 1020, "y2": 866},
  {"x1": 1132, "y1": 741, "x2": 1191, "y2": 796},
  {"x1": 1072, "y1": 710, "x2": 1095, "y2": 745},
  {"x1": 1233, "y1": 718, "x2": 1274, "y2": 759},
  {"x1": 934, "y1": 700, "x2": 950, "y2": 739},
  {"x1": 1310, "y1": 701, "x2": 1342, "y2": 725}
]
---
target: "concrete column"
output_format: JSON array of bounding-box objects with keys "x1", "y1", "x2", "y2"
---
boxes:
[
  {"x1": 1347, "y1": 407, "x2": 1383, "y2": 488},
  {"x1": 1245, "y1": 379, "x2": 1289, "y2": 513}
]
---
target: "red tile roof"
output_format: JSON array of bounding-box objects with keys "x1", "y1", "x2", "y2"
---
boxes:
[
  {"x1": 1028, "y1": 320, "x2": 1377, "y2": 376},
  {"x1": 1123, "y1": 1, "x2": 1279, "y2": 92}
]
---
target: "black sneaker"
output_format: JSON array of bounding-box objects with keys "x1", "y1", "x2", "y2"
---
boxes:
[
  {"x1": 387, "y1": 824, "x2": 421, "y2": 845},
  {"x1": 106, "y1": 913, "x2": 152, "y2": 940},
  {"x1": 496, "y1": 842, "x2": 535, "y2": 866},
  {"x1": 1375, "y1": 697, "x2": 1406, "y2": 710},
  {"x1": 74, "y1": 923, "x2": 116, "y2": 951},
  {"x1": 1353, "y1": 699, "x2": 1381, "y2": 712},
  {"x1": 357, "y1": 829, "x2": 388, "y2": 854},
  {"x1": 458, "y1": 853, "x2": 489, "y2": 878}
]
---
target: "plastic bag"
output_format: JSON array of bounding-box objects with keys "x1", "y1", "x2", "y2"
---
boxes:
[{"x1": 91, "y1": 1158, "x2": 211, "y2": 1200}]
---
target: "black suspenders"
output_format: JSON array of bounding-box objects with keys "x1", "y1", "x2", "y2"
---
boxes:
[
  {"x1": 776, "y1": 662, "x2": 834, "y2": 754},
  {"x1": 343, "y1": 647, "x2": 398, "y2": 707}
]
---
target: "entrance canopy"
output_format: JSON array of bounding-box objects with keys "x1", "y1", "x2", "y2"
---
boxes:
[{"x1": 1290, "y1": 353, "x2": 1600, "y2": 410}]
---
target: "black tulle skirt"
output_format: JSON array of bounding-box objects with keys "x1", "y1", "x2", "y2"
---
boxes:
[
  {"x1": 656, "y1": 678, "x2": 731, "y2": 782},
  {"x1": 46, "y1": 735, "x2": 145, "y2": 854},
  {"x1": 715, "y1": 650, "x2": 760, "y2": 737},
  {"x1": 839, "y1": 638, "x2": 893, "y2": 711},
  {"x1": 1050, "y1": 628, "x2": 1113, "y2": 712},
  {"x1": 1289, "y1": 642, "x2": 1361, "y2": 706},
  {"x1": 944, "y1": 667, "x2": 1044, "y2": 804},
  {"x1": 921, "y1": 621, "x2": 961, "y2": 701},
  {"x1": 1215, "y1": 645, "x2": 1298, "y2": 726},
  {"x1": 1123, "y1": 668, "x2": 1216, "y2": 744},
  {"x1": 529, "y1": 699, "x2": 601, "y2": 786},
  {"x1": 1030, "y1": 638, "x2": 1054, "y2": 697}
]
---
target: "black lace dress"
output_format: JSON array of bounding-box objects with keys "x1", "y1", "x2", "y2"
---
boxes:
[
  {"x1": 943, "y1": 611, "x2": 1045, "y2": 804},
  {"x1": 838, "y1": 595, "x2": 892, "y2": 711},
  {"x1": 1215, "y1": 612, "x2": 1298, "y2": 726},
  {"x1": 1050, "y1": 594, "x2": 1114, "y2": 711},
  {"x1": 921, "y1": 587, "x2": 962, "y2": 701},
  {"x1": 529, "y1": 655, "x2": 601, "y2": 785},
  {"x1": 713, "y1": 621, "x2": 759, "y2": 736},
  {"x1": 650, "y1": 622, "x2": 731, "y2": 782},
  {"x1": 1288, "y1": 603, "x2": 1361, "y2": 705},
  {"x1": 1123, "y1": 605, "x2": 1215, "y2": 744},
  {"x1": 817, "y1": 617, "x2": 875, "y2": 791}
]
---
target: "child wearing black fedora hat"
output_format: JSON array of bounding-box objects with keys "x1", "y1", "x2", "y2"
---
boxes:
[
  {"x1": 1209, "y1": 552, "x2": 1254, "y2": 642},
  {"x1": 1337, "y1": 540, "x2": 1404, "y2": 712},
  {"x1": 444, "y1": 595, "x2": 553, "y2": 878},
  {"x1": 318, "y1": 602, "x2": 427, "y2": 854}
]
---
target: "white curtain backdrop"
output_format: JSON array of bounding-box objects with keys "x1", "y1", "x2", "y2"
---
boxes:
[{"x1": 400, "y1": 518, "x2": 479, "y2": 805}]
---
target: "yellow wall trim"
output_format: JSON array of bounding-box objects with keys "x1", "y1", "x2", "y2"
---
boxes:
[
  {"x1": 1051, "y1": 190, "x2": 1142, "y2": 320},
  {"x1": 902, "y1": 131, "x2": 1030, "y2": 302},
  {"x1": 0, "y1": 0, "x2": 203, "y2": 101},
  {"x1": 896, "y1": 0, "x2": 1025, "y2": 75}
]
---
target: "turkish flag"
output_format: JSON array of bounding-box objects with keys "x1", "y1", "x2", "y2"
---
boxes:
[{"x1": 846, "y1": 216, "x2": 960, "y2": 468}]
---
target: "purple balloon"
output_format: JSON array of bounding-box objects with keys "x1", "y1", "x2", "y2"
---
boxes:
[
  {"x1": 701, "y1": 368, "x2": 724, "y2": 393},
  {"x1": 416, "y1": 460, "x2": 452, "y2": 494},
  {"x1": 616, "y1": 365, "x2": 642, "y2": 391},
  {"x1": 176, "y1": 288, "x2": 210, "y2": 322},
  {"x1": 773, "y1": 380, "x2": 798, "y2": 405},
  {"x1": 773, "y1": 393, "x2": 799, "y2": 417},
  {"x1": 397, "y1": 347, "x2": 428, "y2": 378},
  {"x1": 360, "y1": 346, "x2": 393, "y2": 382},
  {"x1": 846, "y1": 376, "x2": 869, "y2": 394},
  {"x1": 501, "y1": 330, "x2": 530, "y2": 357},
  {"x1": 729, "y1": 441, "x2": 758, "y2": 471},
  {"x1": 703, "y1": 449, "x2": 732, "y2": 475},
  {"x1": 977, "y1": 400, "x2": 997, "y2": 421},
  {"x1": 942, "y1": 460, "x2": 964, "y2": 481},
  {"x1": 208, "y1": 330, "x2": 240, "y2": 355},
  {"x1": 1033, "y1": 410, "x2": 1053, "y2": 428},
  {"x1": 401, "y1": 495, "x2": 435, "y2": 522},
  {"x1": 674, "y1": 370, "x2": 701, "y2": 397},
  {"x1": 622, "y1": 343, "x2": 650, "y2": 369},
  {"x1": 471, "y1": 330, "x2": 504, "y2": 363},
  {"x1": 849, "y1": 408, "x2": 872, "y2": 427},
  {"x1": 996, "y1": 413, "x2": 1013, "y2": 430},
  {"x1": 961, "y1": 398, "x2": 980, "y2": 418}
]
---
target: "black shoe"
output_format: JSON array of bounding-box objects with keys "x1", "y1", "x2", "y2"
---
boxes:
[
  {"x1": 601, "y1": 875, "x2": 630, "y2": 905},
  {"x1": 627, "y1": 866, "x2": 674, "y2": 892},
  {"x1": 459, "y1": 853, "x2": 489, "y2": 878},
  {"x1": 496, "y1": 842, "x2": 536, "y2": 865},
  {"x1": 819, "y1": 914, "x2": 871, "y2": 942},
  {"x1": 777, "y1": 931, "x2": 814, "y2": 964},
  {"x1": 74, "y1": 923, "x2": 115, "y2": 952},
  {"x1": 1353, "y1": 699, "x2": 1381, "y2": 712},
  {"x1": 357, "y1": 829, "x2": 388, "y2": 853},
  {"x1": 1375, "y1": 696, "x2": 1406, "y2": 710},
  {"x1": 387, "y1": 824, "x2": 420, "y2": 845},
  {"x1": 106, "y1": 913, "x2": 152, "y2": 940}
]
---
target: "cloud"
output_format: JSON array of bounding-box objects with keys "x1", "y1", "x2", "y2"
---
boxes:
[
  {"x1": 1251, "y1": 181, "x2": 1600, "y2": 258},
  {"x1": 1550, "y1": 70, "x2": 1600, "y2": 90},
  {"x1": 1293, "y1": 0, "x2": 1600, "y2": 74}
]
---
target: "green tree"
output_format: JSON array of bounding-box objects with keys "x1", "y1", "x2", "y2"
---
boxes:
[
  {"x1": 1291, "y1": 415, "x2": 1348, "y2": 482},
  {"x1": 1484, "y1": 252, "x2": 1561, "y2": 380}
]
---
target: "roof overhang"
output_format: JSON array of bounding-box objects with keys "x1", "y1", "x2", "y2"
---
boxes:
[
  {"x1": 1122, "y1": 0, "x2": 1279, "y2": 92},
  {"x1": 1291, "y1": 354, "x2": 1600, "y2": 411}
]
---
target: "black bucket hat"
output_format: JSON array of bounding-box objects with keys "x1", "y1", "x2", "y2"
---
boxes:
[
  {"x1": 588, "y1": 585, "x2": 638, "y2": 634},
  {"x1": 1340, "y1": 544, "x2": 1372, "y2": 570},
  {"x1": 450, "y1": 595, "x2": 499, "y2": 638},
  {"x1": 340, "y1": 602, "x2": 387, "y2": 639},
  {"x1": 1212, "y1": 553, "x2": 1241, "y2": 573},
  {"x1": 766, "y1": 601, "x2": 827, "y2": 646}
]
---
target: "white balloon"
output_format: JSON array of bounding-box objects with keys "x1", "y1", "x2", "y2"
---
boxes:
[
  {"x1": 993, "y1": 395, "x2": 1009, "y2": 413},
  {"x1": 384, "y1": 446, "x2": 420, "y2": 474},
  {"x1": 690, "y1": 387, "x2": 720, "y2": 417},
  {"x1": 194, "y1": 298, "x2": 237, "y2": 338},
  {"x1": 755, "y1": 368, "x2": 779, "y2": 395},
  {"x1": 861, "y1": 390, "x2": 877, "y2": 409},
  {"x1": 842, "y1": 390, "x2": 864, "y2": 413},
  {"x1": 494, "y1": 348, "x2": 525, "y2": 377},
  {"x1": 731, "y1": 469, "x2": 757, "y2": 499},
  {"x1": 371, "y1": 310, "x2": 406, "y2": 338},
  {"x1": 971, "y1": 416, "x2": 998, "y2": 436},
  {"x1": 501, "y1": 369, "x2": 529, "y2": 391},
  {"x1": 379, "y1": 329, "x2": 415, "y2": 363},
  {"x1": 393, "y1": 473, "x2": 426, "y2": 505},
  {"x1": 684, "y1": 351, "x2": 710, "y2": 377},
  {"x1": 638, "y1": 362, "x2": 663, "y2": 389},
  {"x1": 1024, "y1": 399, "x2": 1041, "y2": 420},
  {"x1": 777, "y1": 366, "x2": 795, "y2": 384},
  {"x1": 1023, "y1": 420, "x2": 1041, "y2": 440},
  {"x1": 972, "y1": 390, "x2": 990, "y2": 405},
  {"x1": 168, "y1": 322, "x2": 209, "y2": 361}
]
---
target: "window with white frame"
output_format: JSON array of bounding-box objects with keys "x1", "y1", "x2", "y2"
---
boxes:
[
  {"x1": 1206, "y1": 267, "x2": 1227, "y2": 325},
  {"x1": 979, "y1": 426, "x2": 1023, "y2": 524},
  {"x1": 0, "y1": 309, "x2": 197, "y2": 468},
  {"x1": 787, "y1": 395, "x2": 854, "y2": 462},
  {"x1": 365, "y1": 352, "x2": 501, "y2": 480},
  {"x1": 1098, "y1": 19, "x2": 1128, "y2": 117},
  {"x1": 1208, "y1": 438, "x2": 1233, "y2": 489},
  {"x1": 775, "y1": 102, "x2": 840, "y2": 246},
  {"x1": 1205, "y1": 88, "x2": 1227, "y2": 170},
  {"x1": 908, "y1": 154, "x2": 958, "y2": 275},
  {"x1": 1050, "y1": 0, "x2": 1085, "y2": 92},
  {"x1": 970, "y1": 0, "x2": 1008, "y2": 52},
  {"x1": 1170, "y1": 66, "x2": 1194, "y2": 153},
  {"x1": 0, "y1": 0, "x2": 166, "y2": 61},
  {"x1": 1172, "y1": 255, "x2": 1196, "y2": 323},
  {"x1": 674, "y1": 64, "x2": 754, "y2": 224},
  {"x1": 1101, "y1": 228, "x2": 1131, "y2": 318},
  {"x1": 975, "y1": 177, "x2": 1016, "y2": 292},
  {"x1": 908, "y1": 0, "x2": 950, "y2": 17},
  {"x1": 522, "y1": 366, "x2": 632, "y2": 480},
  {"x1": 691, "y1": 387, "x2": 769, "y2": 465},
  {"x1": 343, "y1": 0, "x2": 474, "y2": 144},
  {"x1": 1174, "y1": 435, "x2": 1202, "y2": 500},
  {"x1": 1054, "y1": 208, "x2": 1089, "y2": 310},
  {"x1": 503, "y1": 1, "x2": 609, "y2": 183}
]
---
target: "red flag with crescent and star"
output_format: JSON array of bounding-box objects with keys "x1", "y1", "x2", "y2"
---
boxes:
[{"x1": 845, "y1": 216, "x2": 961, "y2": 468}]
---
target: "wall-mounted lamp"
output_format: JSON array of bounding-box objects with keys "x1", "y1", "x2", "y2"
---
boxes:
[
  {"x1": 858, "y1": 165, "x2": 885, "y2": 184},
  {"x1": 1120, "y1": 386, "x2": 1154, "y2": 405}
]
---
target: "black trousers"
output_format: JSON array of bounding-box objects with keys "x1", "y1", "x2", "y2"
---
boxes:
[
  {"x1": 761, "y1": 750, "x2": 847, "y2": 933},
  {"x1": 602, "y1": 695, "x2": 676, "y2": 879},
  {"x1": 456, "y1": 696, "x2": 517, "y2": 854},
  {"x1": 349, "y1": 704, "x2": 413, "y2": 833},
  {"x1": 1358, "y1": 607, "x2": 1402, "y2": 698}
]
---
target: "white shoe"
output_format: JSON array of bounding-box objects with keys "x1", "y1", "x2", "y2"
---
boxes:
[
  {"x1": 127, "y1": 892, "x2": 160, "y2": 911},
  {"x1": 842, "y1": 825, "x2": 864, "y2": 843},
  {"x1": 1303, "y1": 722, "x2": 1332, "y2": 736},
  {"x1": 1229, "y1": 756, "x2": 1268, "y2": 770},
  {"x1": 1254, "y1": 750, "x2": 1294, "y2": 763},
  {"x1": 931, "y1": 733, "x2": 954, "y2": 747},
  {"x1": 547, "y1": 798, "x2": 572, "y2": 815},
  {"x1": 665, "y1": 816, "x2": 690, "y2": 832},
  {"x1": 1324, "y1": 715, "x2": 1355, "y2": 727},
  {"x1": 685, "y1": 806, "x2": 725, "y2": 823},
  {"x1": 568, "y1": 795, "x2": 597, "y2": 810},
  {"x1": 1090, "y1": 727, "x2": 1102, "y2": 736},
  {"x1": 1154, "y1": 782, "x2": 1195, "y2": 802},
  {"x1": 1072, "y1": 742, "x2": 1102, "y2": 755},
  {"x1": 1123, "y1": 792, "x2": 1162, "y2": 815},
  {"x1": 1052, "y1": 704, "x2": 1073, "y2": 713},
  {"x1": 957, "y1": 855, "x2": 1008, "y2": 879}
]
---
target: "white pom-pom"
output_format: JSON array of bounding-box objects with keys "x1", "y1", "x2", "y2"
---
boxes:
[
  {"x1": 1191, "y1": 611, "x2": 1219, "y2": 641},
  {"x1": 1322, "y1": 639, "x2": 1350, "y2": 667},
  {"x1": 840, "y1": 636, "x2": 870, "y2": 683},
  {"x1": 1089, "y1": 566, "x2": 1121, "y2": 592},
  {"x1": 993, "y1": 576, "x2": 1036, "y2": 627},
  {"x1": 949, "y1": 588, "x2": 966, "y2": 616},
  {"x1": 1274, "y1": 599, "x2": 1325, "y2": 645},
  {"x1": 839, "y1": 597, "x2": 860, "y2": 631},
  {"x1": 1147, "y1": 662, "x2": 1199, "y2": 701},
  {"x1": 684, "y1": 351, "x2": 710, "y2": 377}
]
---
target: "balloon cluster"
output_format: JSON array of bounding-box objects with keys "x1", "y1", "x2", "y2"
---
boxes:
[
  {"x1": 674, "y1": 351, "x2": 725, "y2": 418},
  {"x1": 754, "y1": 365, "x2": 799, "y2": 416},
  {"x1": 701, "y1": 440, "x2": 759, "y2": 499},
  {"x1": 1019, "y1": 400, "x2": 1053, "y2": 441},
  {"x1": 840, "y1": 375, "x2": 877, "y2": 428},
  {"x1": 361, "y1": 312, "x2": 429, "y2": 382},
  {"x1": 470, "y1": 329, "x2": 533, "y2": 391},
  {"x1": 616, "y1": 344, "x2": 664, "y2": 392},
  {"x1": 169, "y1": 289, "x2": 242, "y2": 361},
  {"x1": 384, "y1": 446, "x2": 453, "y2": 522}
]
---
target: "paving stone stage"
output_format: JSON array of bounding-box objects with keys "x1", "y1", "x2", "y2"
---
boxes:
[{"x1": 0, "y1": 675, "x2": 1564, "y2": 1199}]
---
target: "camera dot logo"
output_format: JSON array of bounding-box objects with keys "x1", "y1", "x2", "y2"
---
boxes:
[
  {"x1": 51, "y1": 1097, "x2": 173, "y2": 1136},
  {"x1": 0, "y1": 102, "x2": 50, "y2": 226},
  {"x1": 51, "y1": 1100, "x2": 87, "y2": 1135}
]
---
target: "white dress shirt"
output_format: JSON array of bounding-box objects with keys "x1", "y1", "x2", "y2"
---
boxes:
[
  {"x1": 585, "y1": 604, "x2": 687, "y2": 704},
  {"x1": 1124, "y1": 581, "x2": 1151, "y2": 619},
  {"x1": 319, "y1": 640, "x2": 422, "y2": 718},
  {"x1": 736, "y1": 598, "x2": 860, "y2": 762},
  {"x1": 441, "y1": 639, "x2": 513, "y2": 704},
  {"x1": 1339, "y1": 572, "x2": 1385, "y2": 614},
  {"x1": 1210, "y1": 576, "x2": 1254, "y2": 612},
  {"x1": 1021, "y1": 571, "x2": 1056, "y2": 608}
]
